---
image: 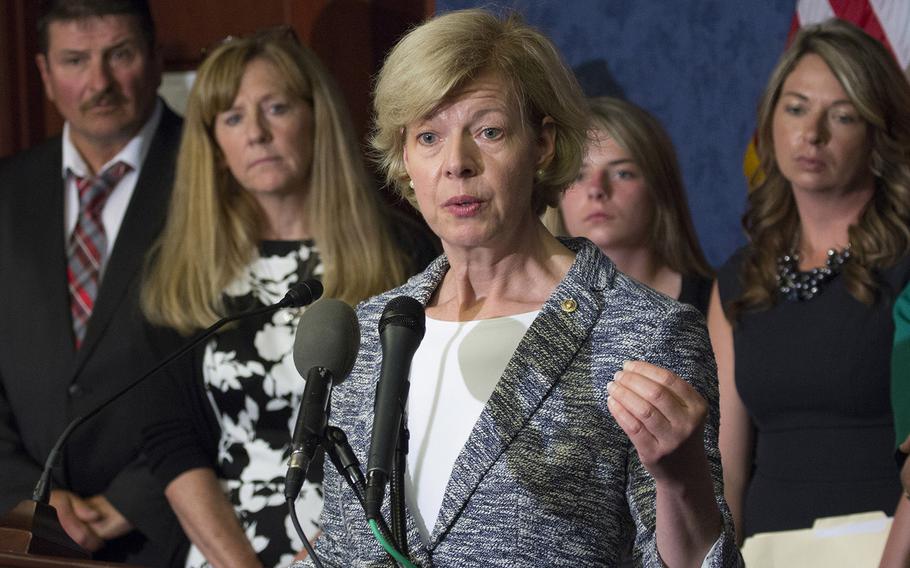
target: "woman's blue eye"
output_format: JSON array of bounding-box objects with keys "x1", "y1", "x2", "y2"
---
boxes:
[
  {"x1": 785, "y1": 105, "x2": 804, "y2": 116},
  {"x1": 481, "y1": 127, "x2": 502, "y2": 140},
  {"x1": 418, "y1": 132, "x2": 437, "y2": 145},
  {"x1": 223, "y1": 114, "x2": 242, "y2": 126}
]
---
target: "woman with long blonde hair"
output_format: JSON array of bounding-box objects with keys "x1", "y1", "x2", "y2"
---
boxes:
[
  {"x1": 140, "y1": 29, "x2": 434, "y2": 568},
  {"x1": 707, "y1": 18, "x2": 910, "y2": 550}
]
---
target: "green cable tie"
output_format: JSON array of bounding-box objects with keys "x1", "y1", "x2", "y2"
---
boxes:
[{"x1": 368, "y1": 519, "x2": 418, "y2": 568}]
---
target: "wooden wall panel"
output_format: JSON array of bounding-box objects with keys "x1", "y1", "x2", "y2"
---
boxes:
[
  {"x1": 0, "y1": 0, "x2": 433, "y2": 158},
  {"x1": 0, "y1": 0, "x2": 47, "y2": 157},
  {"x1": 151, "y1": 0, "x2": 432, "y2": 141},
  {"x1": 152, "y1": 1, "x2": 304, "y2": 69}
]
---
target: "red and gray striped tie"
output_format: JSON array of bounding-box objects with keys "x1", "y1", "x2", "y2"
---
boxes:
[{"x1": 66, "y1": 161, "x2": 131, "y2": 347}]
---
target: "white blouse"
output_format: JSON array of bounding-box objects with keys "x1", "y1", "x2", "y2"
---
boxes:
[{"x1": 405, "y1": 310, "x2": 539, "y2": 543}]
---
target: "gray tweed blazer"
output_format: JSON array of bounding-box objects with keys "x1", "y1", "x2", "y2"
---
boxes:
[{"x1": 297, "y1": 237, "x2": 741, "y2": 567}]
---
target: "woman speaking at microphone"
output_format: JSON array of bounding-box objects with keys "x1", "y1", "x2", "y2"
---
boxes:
[
  {"x1": 138, "y1": 30, "x2": 433, "y2": 568},
  {"x1": 295, "y1": 9, "x2": 741, "y2": 567}
]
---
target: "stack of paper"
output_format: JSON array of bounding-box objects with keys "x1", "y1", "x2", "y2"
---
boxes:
[{"x1": 741, "y1": 511, "x2": 892, "y2": 567}]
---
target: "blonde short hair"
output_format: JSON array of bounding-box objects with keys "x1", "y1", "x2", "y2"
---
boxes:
[{"x1": 371, "y1": 8, "x2": 588, "y2": 215}]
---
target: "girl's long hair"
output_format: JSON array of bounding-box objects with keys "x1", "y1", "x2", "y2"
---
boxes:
[{"x1": 543, "y1": 97, "x2": 713, "y2": 279}]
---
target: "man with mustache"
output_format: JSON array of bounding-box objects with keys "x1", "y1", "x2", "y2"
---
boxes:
[{"x1": 0, "y1": 0, "x2": 185, "y2": 565}]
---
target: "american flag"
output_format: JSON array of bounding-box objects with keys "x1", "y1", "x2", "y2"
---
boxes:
[{"x1": 743, "y1": 0, "x2": 910, "y2": 186}]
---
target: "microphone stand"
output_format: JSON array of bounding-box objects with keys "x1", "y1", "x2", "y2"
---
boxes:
[
  {"x1": 390, "y1": 417, "x2": 409, "y2": 555},
  {"x1": 0, "y1": 283, "x2": 319, "y2": 558},
  {"x1": 320, "y1": 427, "x2": 398, "y2": 563},
  {"x1": 35, "y1": 301, "x2": 298, "y2": 504},
  {"x1": 322, "y1": 422, "x2": 411, "y2": 566}
]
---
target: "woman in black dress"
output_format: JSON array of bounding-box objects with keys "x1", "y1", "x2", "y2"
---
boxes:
[
  {"x1": 543, "y1": 97, "x2": 713, "y2": 315},
  {"x1": 707, "y1": 19, "x2": 910, "y2": 554}
]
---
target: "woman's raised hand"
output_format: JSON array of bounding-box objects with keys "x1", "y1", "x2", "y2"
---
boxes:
[{"x1": 607, "y1": 360, "x2": 709, "y2": 484}]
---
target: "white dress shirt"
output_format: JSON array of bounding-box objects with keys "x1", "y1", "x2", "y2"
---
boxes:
[{"x1": 62, "y1": 99, "x2": 163, "y2": 270}]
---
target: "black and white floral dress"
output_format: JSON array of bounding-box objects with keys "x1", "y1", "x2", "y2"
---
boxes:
[{"x1": 185, "y1": 240, "x2": 325, "y2": 568}]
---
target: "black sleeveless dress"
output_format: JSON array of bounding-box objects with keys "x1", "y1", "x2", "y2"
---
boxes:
[
  {"x1": 717, "y1": 249, "x2": 910, "y2": 536},
  {"x1": 678, "y1": 273, "x2": 712, "y2": 317}
]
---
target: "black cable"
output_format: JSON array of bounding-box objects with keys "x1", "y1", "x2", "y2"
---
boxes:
[
  {"x1": 390, "y1": 421, "x2": 409, "y2": 555},
  {"x1": 288, "y1": 498, "x2": 325, "y2": 568},
  {"x1": 322, "y1": 426, "x2": 399, "y2": 561}
]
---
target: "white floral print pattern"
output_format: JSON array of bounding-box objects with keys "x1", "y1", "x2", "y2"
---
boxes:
[{"x1": 186, "y1": 241, "x2": 324, "y2": 568}]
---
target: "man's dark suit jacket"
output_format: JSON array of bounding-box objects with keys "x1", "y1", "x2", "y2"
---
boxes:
[{"x1": 0, "y1": 104, "x2": 188, "y2": 566}]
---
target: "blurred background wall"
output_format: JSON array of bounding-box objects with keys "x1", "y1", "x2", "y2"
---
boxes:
[
  {"x1": 1, "y1": 0, "x2": 799, "y2": 265},
  {"x1": 438, "y1": 1, "x2": 797, "y2": 265}
]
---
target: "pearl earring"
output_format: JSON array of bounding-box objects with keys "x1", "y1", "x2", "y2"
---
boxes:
[{"x1": 408, "y1": 179, "x2": 415, "y2": 189}]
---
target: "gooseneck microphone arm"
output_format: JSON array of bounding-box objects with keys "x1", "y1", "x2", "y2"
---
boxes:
[{"x1": 32, "y1": 279, "x2": 323, "y2": 504}]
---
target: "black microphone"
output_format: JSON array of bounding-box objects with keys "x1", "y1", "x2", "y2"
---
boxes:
[
  {"x1": 364, "y1": 295, "x2": 425, "y2": 521},
  {"x1": 276, "y1": 279, "x2": 323, "y2": 309},
  {"x1": 285, "y1": 298, "x2": 360, "y2": 500},
  {"x1": 31, "y1": 279, "x2": 324, "y2": 505}
]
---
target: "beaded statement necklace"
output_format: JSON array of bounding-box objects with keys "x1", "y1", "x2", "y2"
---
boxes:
[{"x1": 777, "y1": 245, "x2": 851, "y2": 301}]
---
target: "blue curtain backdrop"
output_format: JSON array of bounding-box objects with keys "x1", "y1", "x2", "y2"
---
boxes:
[{"x1": 437, "y1": 0, "x2": 796, "y2": 267}]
